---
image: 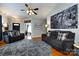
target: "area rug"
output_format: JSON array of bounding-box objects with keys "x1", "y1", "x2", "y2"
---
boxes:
[{"x1": 0, "y1": 39, "x2": 51, "y2": 56}]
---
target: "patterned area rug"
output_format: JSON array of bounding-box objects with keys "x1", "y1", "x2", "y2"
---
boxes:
[{"x1": 0, "y1": 39, "x2": 51, "y2": 56}]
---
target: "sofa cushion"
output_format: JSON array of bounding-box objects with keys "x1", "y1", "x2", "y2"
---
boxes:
[
  {"x1": 50, "y1": 31, "x2": 58, "y2": 40},
  {"x1": 57, "y1": 32, "x2": 68, "y2": 40}
]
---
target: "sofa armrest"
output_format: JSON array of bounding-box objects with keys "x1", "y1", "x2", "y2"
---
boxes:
[{"x1": 20, "y1": 33, "x2": 25, "y2": 39}]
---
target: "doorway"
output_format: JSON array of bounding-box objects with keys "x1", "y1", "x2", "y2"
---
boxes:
[
  {"x1": 13, "y1": 23, "x2": 20, "y2": 31},
  {"x1": 24, "y1": 20, "x2": 32, "y2": 39}
]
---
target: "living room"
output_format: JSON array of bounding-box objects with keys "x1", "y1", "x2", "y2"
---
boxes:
[{"x1": 0, "y1": 3, "x2": 79, "y2": 56}]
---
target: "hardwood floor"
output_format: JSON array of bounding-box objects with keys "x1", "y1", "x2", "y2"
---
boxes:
[
  {"x1": 0, "y1": 40, "x2": 6, "y2": 47},
  {"x1": 51, "y1": 48, "x2": 75, "y2": 56}
]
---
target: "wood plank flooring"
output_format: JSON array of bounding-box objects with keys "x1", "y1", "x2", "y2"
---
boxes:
[
  {"x1": 0, "y1": 40, "x2": 6, "y2": 47},
  {"x1": 51, "y1": 48, "x2": 75, "y2": 56}
]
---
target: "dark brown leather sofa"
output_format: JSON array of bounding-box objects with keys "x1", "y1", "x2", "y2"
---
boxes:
[{"x1": 3, "y1": 30, "x2": 25, "y2": 43}]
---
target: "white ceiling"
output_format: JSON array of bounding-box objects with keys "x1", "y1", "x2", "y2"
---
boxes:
[{"x1": 0, "y1": 3, "x2": 57, "y2": 19}]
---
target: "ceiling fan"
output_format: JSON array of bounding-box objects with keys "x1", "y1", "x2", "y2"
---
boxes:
[{"x1": 21, "y1": 4, "x2": 39, "y2": 15}]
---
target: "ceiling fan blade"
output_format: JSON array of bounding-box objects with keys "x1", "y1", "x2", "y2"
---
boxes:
[
  {"x1": 33, "y1": 11, "x2": 37, "y2": 15},
  {"x1": 25, "y1": 4, "x2": 28, "y2": 7},
  {"x1": 21, "y1": 9, "x2": 25, "y2": 11},
  {"x1": 33, "y1": 8, "x2": 39, "y2": 10}
]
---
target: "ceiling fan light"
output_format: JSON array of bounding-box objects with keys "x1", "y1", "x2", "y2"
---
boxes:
[
  {"x1": 26, "y1": 10, "x2": 29, "y2": 13},
  {"x1": 29, "y1": 12, "x2": 32, "y2": 15},
  {"x1": 32, "y1": 12, "x2": 34, "y2": 15},
  {"x1": 29, "y1": 10, "x2": 32, "y2": 13}
]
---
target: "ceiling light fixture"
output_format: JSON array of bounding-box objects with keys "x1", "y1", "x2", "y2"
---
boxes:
[
  {"x1": 26, "y1": 9, "x2": 34, "y2": 15},
  {"x1": 21, "y1": 4, "x2": 38, "y2": 15}
]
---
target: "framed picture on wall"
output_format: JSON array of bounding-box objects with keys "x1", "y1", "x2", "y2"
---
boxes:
[
  {"x1": 51, "y1": 4, "x2": 78, "y2": 29},
  {"x1": 51, "y1": 11, "x2": 63, "y2": 29}
]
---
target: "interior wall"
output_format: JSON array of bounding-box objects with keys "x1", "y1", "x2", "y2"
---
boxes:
[
  {"x1": 7, "y1": 16, "x2": 24, "y2": 33},
  {"x1": 47, "y1": 3, "x2": 79, "y2": 45},
  {"x1": 0, "y1": 10, "x2": 25, "y2": 33},
  {"x1": 0, "y1": 11, "x2": 8, "y2": 32},
  {"x1": 2, "y1": 15, "x2": 8, "y2": 32},
  {"x1": 31, "y1": 18, "x2": 46, "y2": 37},
  {"x1": 2, "y1": 16, "x2": 46, "y2": 37}
]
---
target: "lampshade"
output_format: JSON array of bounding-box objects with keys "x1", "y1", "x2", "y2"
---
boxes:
[
  {"x1": 3, "y1": 23, "x2": 7, "y2": 27},
  {"x1": 45, "y1": 24, "x2": 48, "y2": 28}
]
